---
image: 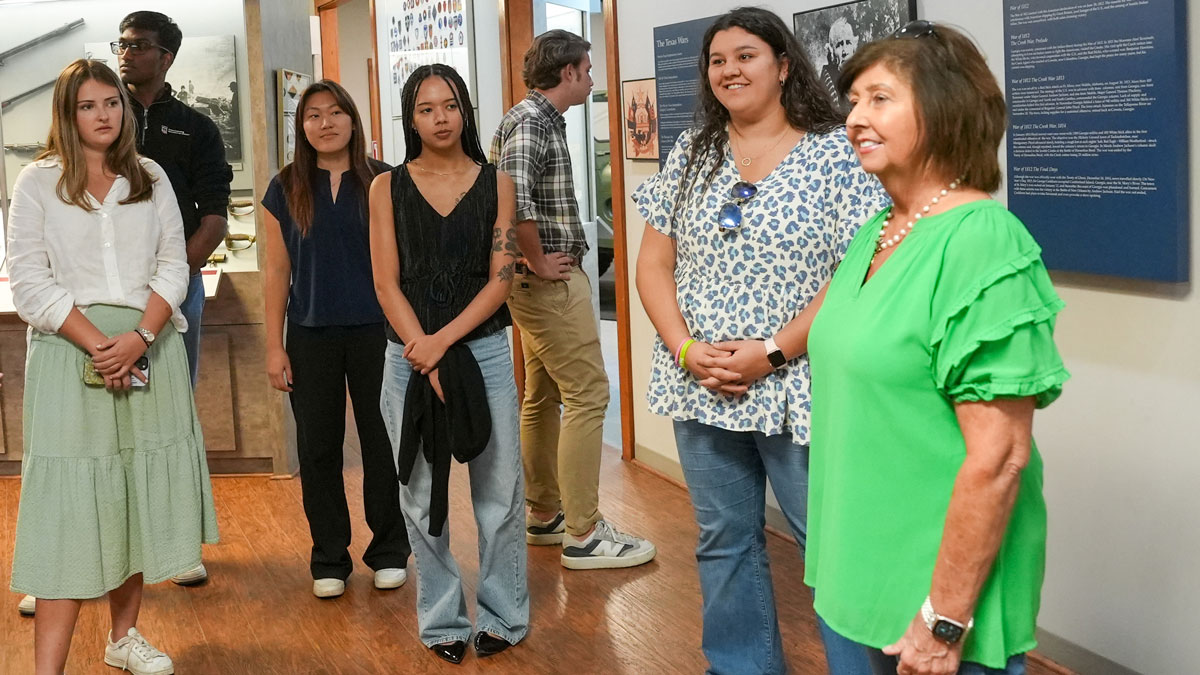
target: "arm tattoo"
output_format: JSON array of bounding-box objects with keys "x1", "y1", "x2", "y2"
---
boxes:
[
  {"x1": 493, "y1": 224, "x2": 519, "y2": 281},
  {"x1": 502, "y1": 225, "x2": 520, "y2": 259}
]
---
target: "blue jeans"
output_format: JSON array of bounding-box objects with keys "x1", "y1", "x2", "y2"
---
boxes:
[
  {"x1": 867, "y1": 649, "x2": 1026, "y2": 675},
  {"x1": 817, "y1": 610, "x2": 874, "y2": 675},
  {"x1": 673, "y1": 419, "x2": 813, "y2": 675},
  {"x1": 380, "y1": 333, "x2": 529, "y2": 647},
  {"x1": 178, "y1": 272, "x2": 205, "y2": 388},
  {"x1": 819, "y1": 619, "x2": 1026, "y2": 675}
]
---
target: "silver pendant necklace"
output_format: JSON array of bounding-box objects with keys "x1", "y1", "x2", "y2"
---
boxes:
[{"x1": 731, "y1": 126, "x2": 790, "y2": 167}]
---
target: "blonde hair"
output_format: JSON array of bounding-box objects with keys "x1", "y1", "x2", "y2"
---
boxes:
[{"x1": 37, "y1": 59, "x2": 154, "y2": 211}]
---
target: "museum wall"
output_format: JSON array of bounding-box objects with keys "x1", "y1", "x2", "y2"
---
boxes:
[
  {"x1": 618, "y1": 1, "x2": 1197, "y2": 673},
  {"x1": 0, "y1": 0, "x2": 258, "y2": 196}
]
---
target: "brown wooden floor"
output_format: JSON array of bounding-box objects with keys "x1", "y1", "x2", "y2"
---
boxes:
[{"x1": 0, "y1": 438, "x2": 1074, "y2": 674}]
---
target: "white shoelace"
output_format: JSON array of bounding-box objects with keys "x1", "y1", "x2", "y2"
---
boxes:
[
  {"x1": 595, "y1": 520, "x2": 638, "y2": 546},
  {"x1": 127, "y1": 632, "x2": 167, "y2": 662}
]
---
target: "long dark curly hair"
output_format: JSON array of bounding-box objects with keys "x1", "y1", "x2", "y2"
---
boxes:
[
  {"x1": 400, "y1": 64, "x2": 487, "y2": 164},
  {"x1": 675, "y1": 7, "x2": 843, "y2": 218}
]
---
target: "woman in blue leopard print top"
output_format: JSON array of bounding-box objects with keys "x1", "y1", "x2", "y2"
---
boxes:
[{"x1": 633, "y1": 7, "x2": 886, "y2": 675}]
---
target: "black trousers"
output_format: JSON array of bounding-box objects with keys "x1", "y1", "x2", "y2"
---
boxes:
[{"x1": 286, "y1": 321, "x2": 411, "y2": 579}]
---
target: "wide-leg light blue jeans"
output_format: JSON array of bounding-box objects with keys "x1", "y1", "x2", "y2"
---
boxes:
[{"x1": 381, "y1": 332, "x2": 529, "y2": 647}]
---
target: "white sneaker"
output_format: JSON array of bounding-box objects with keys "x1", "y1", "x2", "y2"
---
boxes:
[
  {"x1": 561, "y1": 520, "x2": 657, "y2": 570},
  {"x1": 312, "y1": 578, "x2": 345, "y2": 598},
  {"x1": 526, "y1": 510, "x2": 566, "y2": 545},
  {"x1": 17, "y1": 594, "x2": 35, "y2": 616},
  {"x1": 373, "y1": 568, "x2": 408, "y2": 590},
  {"x1": 169, "y1": 563, "x2": 208, "y2": 586},
  {"x1": 104, "y1": 627, "x2": 174, "y2": 675}
]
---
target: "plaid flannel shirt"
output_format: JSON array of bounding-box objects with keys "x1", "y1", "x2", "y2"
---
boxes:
[{"x1": 489, "y1": 91, "x2": 589, "y2": 260}]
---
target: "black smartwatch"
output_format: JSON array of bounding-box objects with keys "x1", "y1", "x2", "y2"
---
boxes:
[
  {"x1": 764, "y1": 337, "x2": 787, "y2": 369},
  {"x1": 921, "y1": 596, "x2": 972, "y2": 645}
]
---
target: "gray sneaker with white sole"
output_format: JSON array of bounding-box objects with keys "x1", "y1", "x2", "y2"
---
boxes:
[{"x1": 561, "y1": 520, "x2": 656, "y2": 570}]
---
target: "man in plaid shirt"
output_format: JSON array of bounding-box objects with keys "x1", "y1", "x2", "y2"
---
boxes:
[{"x1": 490, "y1": 30, "x2": 655, "y2": 570}]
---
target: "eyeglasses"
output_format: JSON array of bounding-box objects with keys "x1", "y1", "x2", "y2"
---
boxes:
[
  {"x1": 891, "y1": 19, "x2": 937, "y2": 40},
  {"x1": 717, "y1": 181, "x2": 758, "y2": 233},
  {"x1": 110, "y1": 40, "x2": 173, "y2": 56}
]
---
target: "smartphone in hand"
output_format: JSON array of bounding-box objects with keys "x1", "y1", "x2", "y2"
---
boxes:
[{"x1": 130, "y1": 355, "x2": 150, "y2": 387}]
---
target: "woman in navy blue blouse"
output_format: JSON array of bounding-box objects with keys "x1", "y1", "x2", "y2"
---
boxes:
[{"x1": 262, "y1": 80, "x2": 411, "y2": 599}]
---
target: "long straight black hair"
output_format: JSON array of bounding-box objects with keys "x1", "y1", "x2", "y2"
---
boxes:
[
  {"x1": 673, "y1": 7, "x2": 842, "y2": 221},
  {"x1": 400, "y1": 64, "x2": 487, "y2": 164},
  {"x1": 279, "y1": 79, "x2": 377, "y2": 235}
]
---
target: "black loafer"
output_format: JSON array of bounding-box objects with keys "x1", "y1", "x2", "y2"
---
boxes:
[
  {"x1": 473, "y1": 632, "x2": 512, "y2": 657},
  {"x1": 431, "y1": 640, "x2": 467, "y2": 664}
]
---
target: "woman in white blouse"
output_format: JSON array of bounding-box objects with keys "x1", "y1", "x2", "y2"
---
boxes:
[{"x1": 7, "y1": 59, "x2": 217, "y2": 675}]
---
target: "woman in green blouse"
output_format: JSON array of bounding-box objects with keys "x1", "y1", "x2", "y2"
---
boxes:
[{"x1": 801, "y1": 22, "x2": 1070, "y2": 675}]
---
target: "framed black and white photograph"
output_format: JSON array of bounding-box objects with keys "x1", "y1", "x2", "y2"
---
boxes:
[
  {"x1": 793, "y1": 0, "x2": 917, "y2": 113},
  {"x1": 87, "y1": 35, "x2": 243, "y2": 166}
]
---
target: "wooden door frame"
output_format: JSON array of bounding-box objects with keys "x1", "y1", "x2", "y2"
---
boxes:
[
  {"x1": 498, "y1": 0, "x2": 637, "y2": 462},
  {"x1": 367, "y1": 0, "x2": 384, "y2": 153},
  {"x1": 601, "y1": 0, "x2": 636, "y2": 462},
  {"x1": 317, "y1": 0, "x2": 386, "y2": 158},
  {"x1": 316, "y1": 0, "x2": 341, "y2": 81}
]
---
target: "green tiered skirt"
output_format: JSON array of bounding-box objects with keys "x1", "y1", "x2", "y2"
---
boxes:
[{"x1": 10, "y1": 304, "x2": 219, "y2": 599}]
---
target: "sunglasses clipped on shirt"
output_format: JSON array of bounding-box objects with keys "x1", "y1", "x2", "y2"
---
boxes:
[
  {"x1": 110, "y1": 40, "x2": 174, "y2": 56},
  {"x1": 717, "y1": 181, "x2": 758, "y2": 233}
]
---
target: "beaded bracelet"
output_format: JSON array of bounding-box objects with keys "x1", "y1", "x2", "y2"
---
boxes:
[{"x1": 678, "y1": 339, "x2": 697, "y2": 369}]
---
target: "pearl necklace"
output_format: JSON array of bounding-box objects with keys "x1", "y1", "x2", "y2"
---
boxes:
[{"x1": 872, "y1": 178, "x2": 962, "y2": 264}]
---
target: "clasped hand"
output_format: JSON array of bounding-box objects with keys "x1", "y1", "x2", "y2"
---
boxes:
[
  {"x1": 92, "y1": 332, "x2": 148, "y2": 391},
  {"x1": 683, "y1": 340, "x2": 773, "y2": 396},
  {"x1": 403, "y1": 333, "x2": 448, "y2": 375}
]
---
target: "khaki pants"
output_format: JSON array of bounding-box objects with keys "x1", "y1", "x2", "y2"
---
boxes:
[{"x1": 507, "y1": 267, "x2": 609, "y2": 536}]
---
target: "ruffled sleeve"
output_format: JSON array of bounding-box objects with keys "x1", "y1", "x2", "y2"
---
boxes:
[
  {"x1": 631, "y1": 128, "x2": 698, "y2": 238},
  {"x1": 930, "y1": 206, "x2": 1070, "y2": 408}
]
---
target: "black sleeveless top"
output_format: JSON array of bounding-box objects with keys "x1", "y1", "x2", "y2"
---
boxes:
[{"x1": 385, "y1": 162, "x2": 511, "y2": 344}]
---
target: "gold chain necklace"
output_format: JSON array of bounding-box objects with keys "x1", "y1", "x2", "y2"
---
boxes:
[
  {"x1": 730, "y1": 126, "x2": 790, "y2": 167},
  {"x1": 409, "y1": 161, "x2": 473, "y2": 205},
  {"x1": 408, "y1": 160, "x2": 473, "y2": 177}
]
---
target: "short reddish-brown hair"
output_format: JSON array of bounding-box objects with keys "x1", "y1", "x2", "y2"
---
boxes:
[{"x1": 839, "y1": 23, "x2": 1006, "y2": 192}]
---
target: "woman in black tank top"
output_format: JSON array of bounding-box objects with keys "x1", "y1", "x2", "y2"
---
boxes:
[{"x1": 369, "y1": 64, "x2": 527, "y2": 664}]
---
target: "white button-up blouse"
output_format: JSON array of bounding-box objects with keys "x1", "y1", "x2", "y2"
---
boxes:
[{"x1": 7, "y1": 157, "x2": 189, "y2": 334}]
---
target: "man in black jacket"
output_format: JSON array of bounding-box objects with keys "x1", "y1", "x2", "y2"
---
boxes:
[
  {"x1": 118, "y1": 11, "x2": 232, "y2": 387},
  {"x1": 117, "y1": 10, "x2": 231, "y2": 586}
]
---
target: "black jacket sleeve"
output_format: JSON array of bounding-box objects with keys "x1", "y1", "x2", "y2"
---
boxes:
[{"x1": 189, "y1": 113, "x2": 233, "y2": 220}]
